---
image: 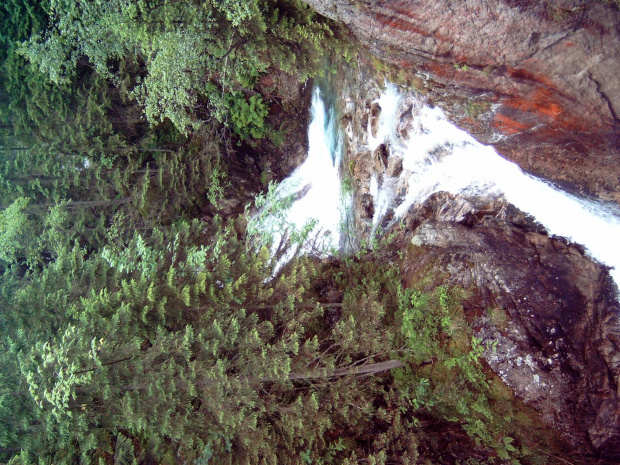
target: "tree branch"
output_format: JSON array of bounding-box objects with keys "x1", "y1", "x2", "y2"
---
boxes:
[
  {"x1": 218, "y1": 39, "x2": 249, "y2": 61},
  {"x1": 73, "y1": 356, "x2": 134, "y2": 375}
]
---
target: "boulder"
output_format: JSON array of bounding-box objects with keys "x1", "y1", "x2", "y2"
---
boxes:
[
  {"x1": 370, "y1": 101, "x2": 382, "y2": 138},
  {"x1": 373, "y1": 143, "x2": 389, "y2": 174}
]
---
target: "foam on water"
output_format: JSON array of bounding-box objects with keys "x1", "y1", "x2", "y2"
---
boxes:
[
  {"x1": 254, "y1": 85, "x2": 345, "y2": 264},
  {"x1": 370, "y1": 83, "x2": 620, "y2": 286}
]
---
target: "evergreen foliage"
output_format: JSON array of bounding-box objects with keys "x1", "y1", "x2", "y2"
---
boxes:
[
  {"x1": 19, "y1": 0, "x2": 344, "y2": 135},
  {"x1": 0, "y1": 0, "x2": 564, "y2": 463},
  {"x1": 0, "y1": 0, "x2": 48, "y2": 62},
  {"x1": 0, "y1": 203, "x2": 538, "y2": 463},
  {"x1": 0, "y1": 218, "x2": 396, "y2": 463}
]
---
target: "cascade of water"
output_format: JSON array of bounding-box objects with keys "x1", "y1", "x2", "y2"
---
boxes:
[
  {"x1": 367, "y1": 85, "x2": 406, "y2": 234},
  {"x1": 369, "y1": 83, "x2": 620, "y2": 286},
  {"x1": 251, "y1": 84, "x2": 347, "y2": 262},
  {"x1": 262, "y1": 79, "x2": 620, "y2": 287}
]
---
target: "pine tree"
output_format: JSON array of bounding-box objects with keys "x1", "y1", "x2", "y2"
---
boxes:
[{"x1": 0, "y1": 213, "x2": 413, "y2": 463}]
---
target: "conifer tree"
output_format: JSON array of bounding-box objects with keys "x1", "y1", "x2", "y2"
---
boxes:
[
  {"x1": 19, "y1": 0, "x2": 344, "y2": 135},
  {"x1": 0, "y1": 214, "x2": 410, "y2": 463}
]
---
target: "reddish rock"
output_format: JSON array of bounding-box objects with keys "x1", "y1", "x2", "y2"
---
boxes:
[{"x1": 306, "y1": 0, "x2": 620, "y2": 201}]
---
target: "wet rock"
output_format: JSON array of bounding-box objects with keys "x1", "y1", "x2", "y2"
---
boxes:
[
  {"x1": 305, "y1": 0, "x2": 620, "y2": 201},
  {"x1": 352, "y1": 151, "x2": 374, "y2": 192},
  {"x1": 397, "y1": 111, "x2": 414, "y2": 140},
  {"x1": 382, "y1": 208, "x2": 395, "y2": 226},
  {"x1": 374, "y1": 143, "x2": 389, "y2": 174},
  {"x1": 341, "y1": 113, "x2": 354, "y2": 140},
  {"x1": 370, "y1": 102, "x2": 382, "y2": 138},
  {"x1": 386, "y1": 156, "x2": 403, "y2": 177},
  {"x1": 293, "y1": 183, "x2": 312, "y2": 201},
  {"x1": 396, "y1": 96, "x2": 417, "y2": 141},
  {"x1": 400, "y1": 195, "x2": 620, "y2": 459},
  {"x1": 356, "y1": 192, "x2": 375, "y2": 219},
  {"x1": 405, "y1": 192, "x2": 477, "y2": 231},
  {"x1": 360, "y1": 111, "x2": 369, "y2": 131}
]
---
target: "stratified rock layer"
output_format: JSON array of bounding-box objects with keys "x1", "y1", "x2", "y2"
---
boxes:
[{"x1": 306, "y1": 0, "x2": 620, "y2": 201}]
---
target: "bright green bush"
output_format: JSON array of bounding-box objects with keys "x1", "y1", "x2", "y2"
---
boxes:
[
  {"x1": 226, "y1": 92, "x2": 269, "y2": 140},
  {"x1": 396, "y1": 285, "x2": 523, "y2": 462}
]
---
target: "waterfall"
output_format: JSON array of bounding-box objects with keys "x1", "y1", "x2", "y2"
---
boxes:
[
  {"x1": 259, "y1": 80, "x2": 620, "y2": 288},
  {"x1": 250, "y1": 84, "x2": 348, "y2": 263},
  {"x1": 369, "y1": 83, "x2": 620, "y2": 286}
]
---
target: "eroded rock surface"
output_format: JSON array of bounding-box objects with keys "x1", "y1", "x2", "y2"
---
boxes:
[
  {"x1": 400, "y1": 192, "x2": 620, "y2": 459},
  {"x1": 306, "y1": 0, "x2": 620, "y2": 201},
  {"x1": 324, "y1": 28, "x2": 620, "y2": 459}
]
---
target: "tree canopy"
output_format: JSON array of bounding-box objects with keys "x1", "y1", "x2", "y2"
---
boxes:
[{"x1": 19, "y1": 0, "x2": 340, "y2": 135}]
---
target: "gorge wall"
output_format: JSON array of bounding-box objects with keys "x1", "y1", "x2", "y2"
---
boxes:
[
  {"x1": 300, "y1": 2, "x2": 620, "y2": 460},
  {"x1": 305, "y1": 0, "x2": 620, "y2": 201},
  {"x1": 335, "y1": 70, "x2": 620, "y2": 460}
]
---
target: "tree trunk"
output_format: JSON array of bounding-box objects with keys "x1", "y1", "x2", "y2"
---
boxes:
[{"x1": 260, "y1": 359, "x2": 405, "y2": 382}]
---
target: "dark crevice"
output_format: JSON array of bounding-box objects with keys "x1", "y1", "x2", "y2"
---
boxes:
[{"x1": 589, "y1": 72, "x2": 620, "y2": 128}]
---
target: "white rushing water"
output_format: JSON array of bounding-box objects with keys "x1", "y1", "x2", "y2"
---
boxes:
[
  {"x1": 252, "y1": 85, "x2": 347, "y2": 262},
  {"x1": 261, "y1": 81, "x2": 620, "y2": 287},
  {"x1": 368, "y1": 83, "x2": 620, "y2": 286}
]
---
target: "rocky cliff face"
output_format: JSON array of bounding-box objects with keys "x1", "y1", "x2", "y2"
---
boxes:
[
  {"x1": 306, "y1": 0, "x2": 620, "y2": 201},
  {"x1": 329, "y1": 59, "x2": 620, "y2": 460},
  {"x1": 304, "y1": 2, "x2": 620, "y2": 457},
  {"x1": 401, "y1": 193, "x2": 620, "y2": 459}
]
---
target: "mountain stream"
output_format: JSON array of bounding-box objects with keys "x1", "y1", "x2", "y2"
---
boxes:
[{"x1": 264, "y1": 81, "x2": 620, "y2": 287}]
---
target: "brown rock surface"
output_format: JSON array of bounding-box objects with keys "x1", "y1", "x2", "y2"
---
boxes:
[
  {"x1": 322, "y1": 33, "x2": 620, "y2": 459},
  {"x1": 305, "y1": 0, "x2": 620, "y2": 201},
  {"x1": 399, "y1": 192, "x2": 620, "y2": 459},
  {"x1": 373, "y1": 143, "x2": 389, "y2": 174}
]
